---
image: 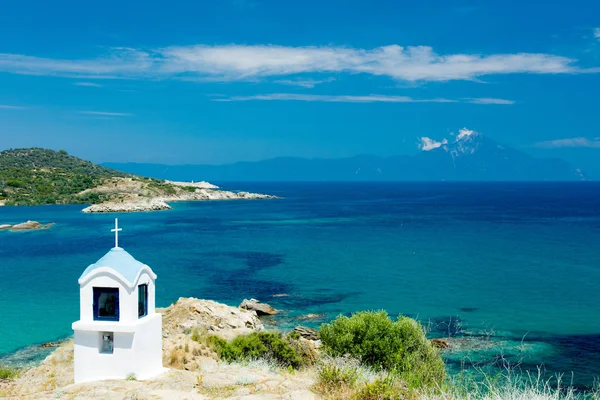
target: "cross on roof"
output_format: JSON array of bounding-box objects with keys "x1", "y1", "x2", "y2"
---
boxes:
[{"x1": 111, "y1": 218, "x2": 123, "y2": 248}]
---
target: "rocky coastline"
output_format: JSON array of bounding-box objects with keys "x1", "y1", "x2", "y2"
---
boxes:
[
  {"x1": 79, "y1": 178, "x2": 278, "y2": 213},
  {"x1": 82, "y1": 199, "x2": 173, "y2": 213},
  {"x1": 0, "y1": 221, "x2": 55, "y2": 231},
  {"x1": 0, "y1": 297, "x2": 319, "y2": 399}
]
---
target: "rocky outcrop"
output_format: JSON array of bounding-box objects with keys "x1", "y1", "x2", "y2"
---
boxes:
[
  {"x1": 160, "y1": 297, "x2": 264, "y2": 341},
  {"x1": 166, "y1": 180, "x2": 219, "y2": 189},
  {"x1": 0, "y1": 221, "x2": 55, "y2": 231},
  {"x1": 296, "y1": 313, "x2": 327, "y2": 322},
  {"x1": 79, "y1": 177, "x2": 278, "y2": 213},
  {"x1": 294, "y1": 326, "x2": 320, "y2": 341},
  {"x1": 82, "y1": 199, "x2": 172, "y2": 213},
  {"x1": 431, "y1": 338, "x2": 451, "y2": 349},
  {"x1": 240, "y1": 299, "x2": 278, "y2": 316},
  {"x1": 162, "y1": 188, "x2": 278, "y2": 202},
  {"x1": 2, "y1": 341, "x2": 318, "y2": 399},
  {"x1": 0, "y1": 297, "x2": 319, "y2": 399}
]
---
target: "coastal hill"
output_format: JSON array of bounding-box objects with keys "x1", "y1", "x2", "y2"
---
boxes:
[
  {"x1": 105, "y1": 132, "x2": 586, "y2": 182},
  {"x1": 0, "y1": 148, "x2": 130, "y2": 206},
  {"x1": 0, "y1": 148, "x2": 274, "y2": 210}
]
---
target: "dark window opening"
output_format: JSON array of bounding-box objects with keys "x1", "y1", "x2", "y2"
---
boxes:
[
  {"x1": 138, "y1": 284, "x2": 148, "y2": 318},
  {"x1": 93, "y1": 287, "x2": 119, "y2": 321},
  {"x1": 100, "y1": 332, "x2": 114, "y2": 354}
]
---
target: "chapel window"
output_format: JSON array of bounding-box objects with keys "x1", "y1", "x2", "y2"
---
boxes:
[
  {"x1": 93, "y1": 287, "x2": 119, "y2": 321},
  {"x1": 138, "y1": 284, "x2": 148, "y2": 318}
]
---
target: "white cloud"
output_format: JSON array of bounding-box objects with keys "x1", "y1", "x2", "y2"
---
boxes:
[
  {"x1": 0, "y1": 104, "x2": 27, "y2": 109},
  {"x1": 274, "y1": 77, "x2": 335, "y2": 88},
  {"x1": 465, "y1": 97, "x2": 515, "y2": 105},
  {"x1": 74, "y1": 82, "x2": 102, "y2": 87},
  {"x1": 78, "y1": 111, "x2": 133, "y2": 117},
  {"x1": 0, "y1": 44, "x2": 593, "y2": 83},
  {"x1": 213, "y1": 93, "x2": 514, "y2": 105},
  {"x1": 534, "y1": 137, "x2": 600, "y2": 148},
  {"x1": 214, "y1": 93, "x2": 458, "y2": 103},
  {"x1": 419, "y1": 137, "x2": 448, "y2": 151},
  {"x1": 594, "y1": 28, "x2": 600, "y2": 39}
]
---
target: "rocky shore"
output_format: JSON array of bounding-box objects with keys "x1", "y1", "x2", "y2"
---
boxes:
[
  {"x1": 0, "y1": 221, "x2": 55, "y2": 231},
  {"x1": 166, "y1": 180, "x2": 219, "y2": 189},
  {"x1": 0, "y1": 298, "x2": 318, "y2": 400},
  {"x1": 82, "y1": 199, "x2": 172, "y2": 213},
  {"x1": 79, "y1": 178, "x2": 278, "y2": 213}
]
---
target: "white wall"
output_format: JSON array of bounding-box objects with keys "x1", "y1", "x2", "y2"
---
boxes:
[
  {"x1": 74, "y1": 268, "x2": 162, "y2": 383},
  {"x1": 73, "y1": 314, "x2": 163, "y2": 383}
]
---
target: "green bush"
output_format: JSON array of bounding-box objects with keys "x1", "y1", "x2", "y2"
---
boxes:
[
  {"x1": 210, "y1": 331, "x2": 312, "y2": 369},
  {"x1": 320, "y1": 311, "x2": 446, "y2": 389},
  {"x1": 0, "y1": 365, "x2": 19, "y2": 380},
  {"x1": 316, "y1": 363, "x2": 359, "y2": 392},
  {"x1": 353, "y1": 376, "x2": 404, "y2": 400}
]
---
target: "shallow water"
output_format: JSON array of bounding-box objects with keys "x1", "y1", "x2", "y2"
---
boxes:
[{"x1": 1, "y1": 182, "x2": 599, "y2": 386}]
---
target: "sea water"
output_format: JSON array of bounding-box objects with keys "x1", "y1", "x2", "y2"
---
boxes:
[{"x1": 1, "y1": 182, "x2": 599, "y2": 387}]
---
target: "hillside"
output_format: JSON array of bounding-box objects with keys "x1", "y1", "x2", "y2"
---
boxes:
[
  {"x1": 0, "y1": 148, "x2": 132, "y2": 206},
  {"x1": 0, "y1": 148, "x2": 275, "y2": 209},
  {"x1": 104, "y1": 133, "x2": 585, "y2": 182}
]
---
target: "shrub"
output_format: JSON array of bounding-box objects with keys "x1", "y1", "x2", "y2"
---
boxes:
[
  {"x1": 210, "y1": 331, "x2": 312, "y2": 369},
  {"x1": 315, "y1": 362, "x2": 359, "y2": 393},
  {"x1": 353, "y1": 377, "x2": 405, "y2": 400},
  {"x1": 125, "y1": 373, "x2": 137, "y2": 381},
  {"x1": 0, "y1": 366, "x2": 19, "y2": 380},
  {"x1": 320, "y1": 311, "x2": 445, "y2": 389}
]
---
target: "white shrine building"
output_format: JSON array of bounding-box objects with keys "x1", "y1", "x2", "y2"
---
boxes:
[{"x1": 72, "y1": 219, "x2": 164, "y2": 383}]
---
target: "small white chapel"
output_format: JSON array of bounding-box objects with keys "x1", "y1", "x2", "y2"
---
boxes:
[{"x1": 72, "y1": 219, "x2": 164, "y2": 383}]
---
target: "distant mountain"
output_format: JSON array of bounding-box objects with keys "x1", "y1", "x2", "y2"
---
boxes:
[{"x1": 104, "y1": 132, "x2": 586, "y2": 182}]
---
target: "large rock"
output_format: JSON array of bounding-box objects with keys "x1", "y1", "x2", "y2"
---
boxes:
[
  {"x1": 240, "y1": 298, "x2": 278, "y2": 316},
  {"x1": 159, "y1": 297, "x2": 264, "y2": 341},
  {"x1": 7, "y1": 221, "x2": 54, "y2": 231},
  {"x1": 82, "y1": 199, "x2": 172, "y2": 213},
  {"x1": 293, "y1": 326, "x2": 319, "y2": 341},
  {"x1": 0, "y1": 224, "x2": 12, "y2": 230},
  {"x1": 431, "y1": 338, "x2": 451, "y2": 349},
  {"x1": 11, "y1": 221, "x2": 42, "y2": 230}
]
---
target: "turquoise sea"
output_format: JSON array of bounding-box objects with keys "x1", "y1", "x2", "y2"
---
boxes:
[{"x1": 1, "y1": 182, "x2": 600, "y2": 388}]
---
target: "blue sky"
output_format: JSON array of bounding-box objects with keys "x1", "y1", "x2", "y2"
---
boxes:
[{"x1": 1, "y1": 0, "x2": 599, "y2": 173}]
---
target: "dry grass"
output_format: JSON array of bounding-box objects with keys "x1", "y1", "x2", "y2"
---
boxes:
[
  {"x1": 421, "y1": 368, "x2": 600, "y2": 400},
  {"x1": 197, "y1": 383, "x2": 240, "y2": 398}
]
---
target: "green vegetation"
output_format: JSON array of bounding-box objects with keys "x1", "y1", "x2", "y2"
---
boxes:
[
  {"x1": 313, "y1": 358, "x2": 406, "y2": 400},
  {"x1": 320, "y1": 310, "x2": 446, "y2": 389},
  {"x1": 147, "y1": 180, "x2": 177, "y2": 196},
  {"x1": 0, "y1": 365, "x2": 19, "y2": 380},
  {"x1": 314, "y1": 362, "x2": 360, "y2": 394},
  {"x1": 434, "y1": 369, "x2": 600, "y2": 400},
  {"x1": 0, "y1": 148, "x2": 130, "y2": 206},
  {"x1": 201, "y1": 331, "x2": 315, "y2": 369}
]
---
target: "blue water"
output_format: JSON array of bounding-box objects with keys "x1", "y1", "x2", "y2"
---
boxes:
[{"x1": 1, "y1": 182, "x2": 600, "y2": 387}]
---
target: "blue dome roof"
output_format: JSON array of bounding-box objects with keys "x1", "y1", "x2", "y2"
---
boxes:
[{"x1": 79, "y1": 247, "x2": 150, "y2": 285}]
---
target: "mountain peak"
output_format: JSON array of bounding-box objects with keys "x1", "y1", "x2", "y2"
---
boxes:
[
  {"x1": 455, "y1": 128, "x2": 479, "y2": 141},
  {"x1": 419, "y1": 128, "x2": 484, "y2": 153}
]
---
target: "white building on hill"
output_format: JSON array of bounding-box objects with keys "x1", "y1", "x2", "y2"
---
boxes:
[{"x1": 72, "y1": 219, "x2": 164, "y2": 383}]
